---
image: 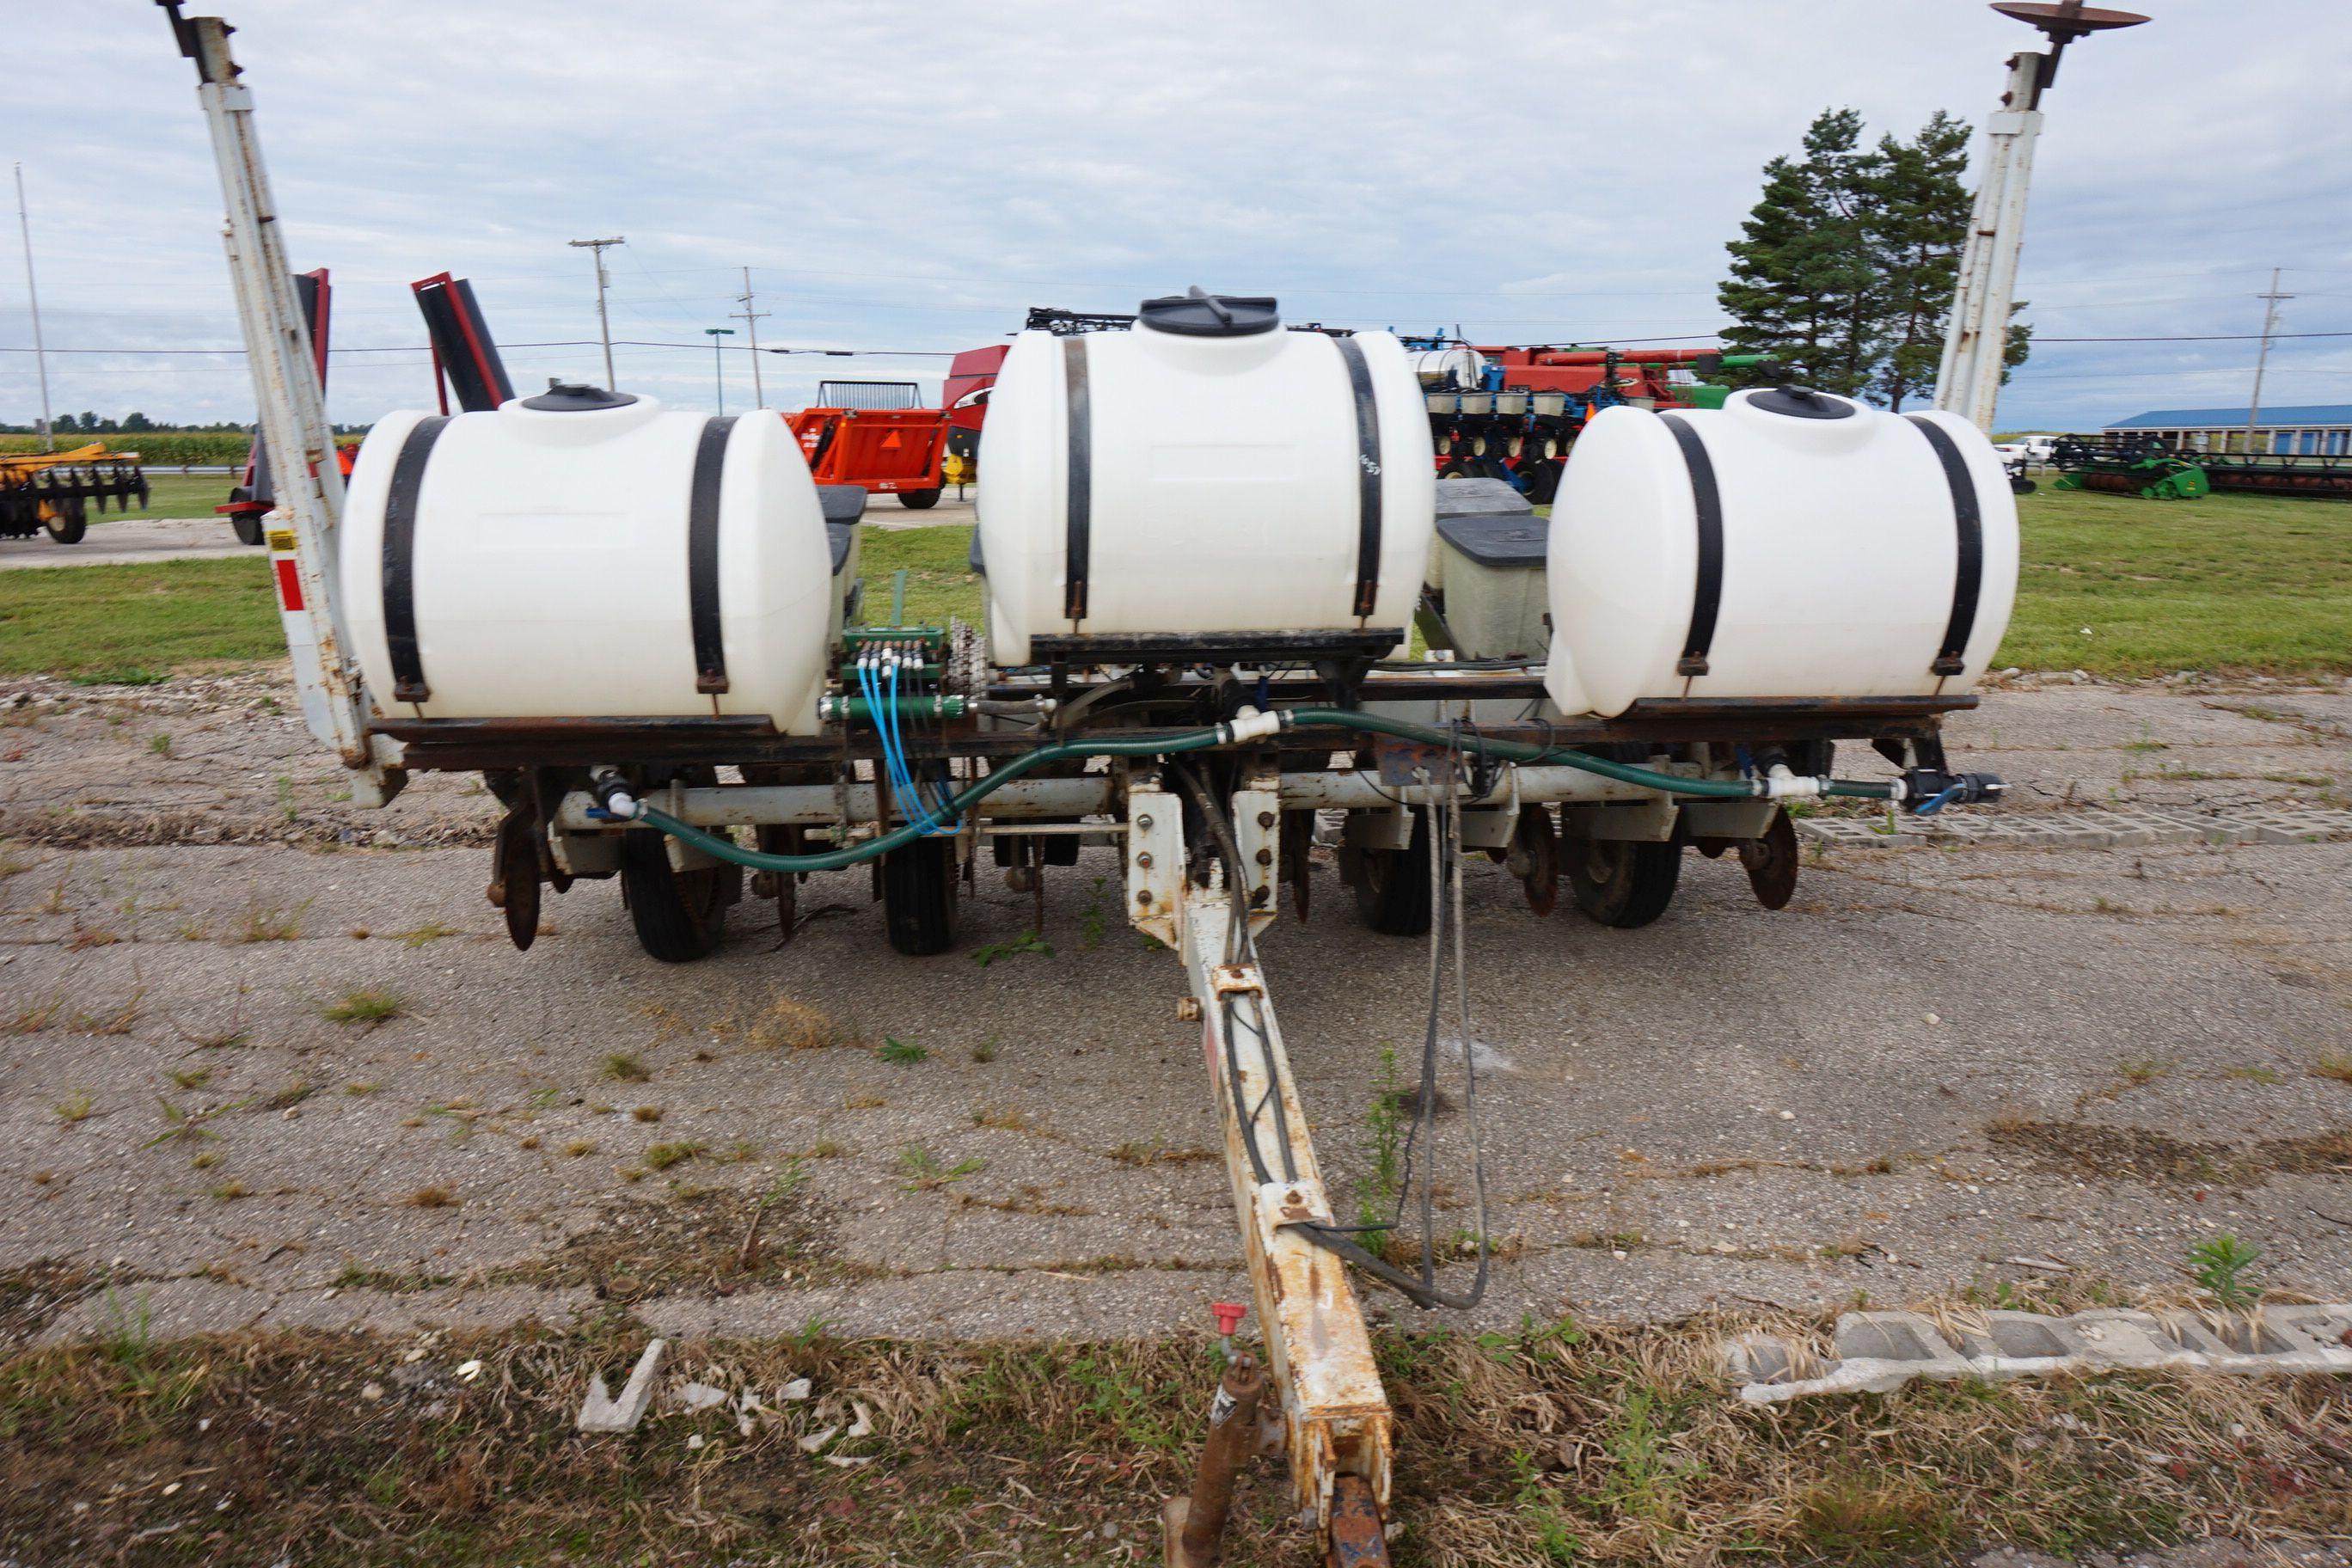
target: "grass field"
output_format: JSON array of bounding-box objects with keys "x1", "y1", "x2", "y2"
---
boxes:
[
  {"x1": 114, "y1": 470, "x2": 239, "y2": 521},
  {"x1": 2005, "y1": 488, "x2": 2350, "y2": 678},
  {"x1": 4, "y1": 1281, "x2": 2350, "y2": 1565},
  {"x1": 2, "y1": 492, "x2": 2344, "y2": 683},
  {"x1": 0, "y1": 556, "x2": 283, "y2": 683}
]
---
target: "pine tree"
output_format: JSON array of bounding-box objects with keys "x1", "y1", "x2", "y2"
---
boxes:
[
  {"x1": 1718, "y1": 107, "x2": 2036, "y2": 407},
  {"x1": 1716, "y1": 108, "x2": 1882, "y2": 397},
  {"x1": 1867, "y1": 111, "x2": 1972, "y2": 410}
]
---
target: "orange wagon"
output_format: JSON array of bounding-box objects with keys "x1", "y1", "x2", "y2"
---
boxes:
[{"x1": 784, "y1": 400, "x2": 951, "y2": 511}]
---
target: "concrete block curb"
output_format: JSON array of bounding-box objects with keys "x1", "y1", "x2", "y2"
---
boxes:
[
  {"x1": 1795, "y1": 806, "x2": 2352, "y2": 854},
  {"x1": 1728, "y1": 1306, "x2": 2352, "y2": 1404}
]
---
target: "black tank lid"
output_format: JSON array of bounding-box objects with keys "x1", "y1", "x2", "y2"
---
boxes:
[
  {"x1": 1743, "y1": 385, "x2": 1855, "y2": 420},
  {"x1": 1137, "y1": 286, "x2": 1279, "y2": 338},
  {"x1": 520, "y1": 379, "x2": 640, "y2": 411}
]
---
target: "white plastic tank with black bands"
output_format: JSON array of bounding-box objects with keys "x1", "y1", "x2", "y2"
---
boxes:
[
  {"x1": 339, "y1": 384, "x2": 834, "y2": 733},
  {"x1": 1541, "y1": 387, "x2": 2019, "y2": 718},
  {"x1": 975, "y1": 291, "x2": 1437, "y2": 666}
]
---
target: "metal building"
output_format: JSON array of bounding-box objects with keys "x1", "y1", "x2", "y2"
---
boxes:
[{"x1": 2104, "y1": 404, "x2": 2352, "y2": 456}]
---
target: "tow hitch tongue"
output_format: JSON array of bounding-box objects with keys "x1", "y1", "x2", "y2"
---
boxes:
[{"x1": 1150, "y1": 773, "x2": 1394, "y2": 1567}]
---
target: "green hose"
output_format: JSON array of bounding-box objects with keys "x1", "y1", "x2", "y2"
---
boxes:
[
  {"x1": 634, "y1": 729, "x2": 1229, "y2": 873},
  {"x1": 1283, "y1": 707, "x2": 1896, "y2": 801},
  {"x1": 629, "y1": 707, "x2": 1894, "y2": 875}
]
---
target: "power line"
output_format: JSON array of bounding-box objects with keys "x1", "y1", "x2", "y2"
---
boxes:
[
  {"x1": 730, "y1": 266, "x2": 771, "y2": 408},
  {"x1": 0, "y1": 338, "x2": 960, "y2": 358},
  {"x1": 8, "y1": 328, "x2": 2352, "y2": 361},
  {"x1": 2249, "y1": 268, "x2": 2295, "y2": 435},
  {"x1": 567, "y1": 236, "x2": 625, "y2": 389}
]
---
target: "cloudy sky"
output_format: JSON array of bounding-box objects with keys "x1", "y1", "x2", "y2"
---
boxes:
[{"x1": 3, "y1": 0, "x2": 2346, "y2": 432}]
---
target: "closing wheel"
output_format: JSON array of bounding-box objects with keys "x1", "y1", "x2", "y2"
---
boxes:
[
  {"x1": 753, "y1": 824, "x2": 804, "y2": 943},
  {"x1": 880, "y1": 834, "x2": 959, "y2": 955},
  {"x1": 1510, "y1": 805, "x2": 1559, "y2": 916},
  {"x1": 1565, "y1": 836, "x2": 1681, "y2": 928},
  {"x1": 492, "y1": 809, "x2": 542, "y2": 952},
  {"x1": 43, "y1": 499, "x2": 87, "y2": 544},
  {"x1": 1352, "y1": 812, "x2": 1431, "y2": 937},
  {"x1": 231, "y1": 511, "x2": 266, "y2": 546},
  {"x1": 896, "y1": 488, "x2": 940, "y2": 511},
  {"x1": 620, "y1": 830, "x2": 732, "y2": 962},
  {"x1": 1738, "y1": 806, "x2": 1801, "y2": 910}
]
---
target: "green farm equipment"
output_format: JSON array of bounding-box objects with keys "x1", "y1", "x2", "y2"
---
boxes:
[{"x1": 2050, "y1": 436, "x2": 2210, "y2": 499}]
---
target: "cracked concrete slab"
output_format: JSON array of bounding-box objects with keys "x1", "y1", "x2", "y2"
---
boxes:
[{"x1": 4, "y1": 675, "x2": 2349, "y2": 1344}]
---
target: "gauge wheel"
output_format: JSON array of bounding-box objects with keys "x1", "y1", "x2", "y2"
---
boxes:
[
  {"x1": 1565, "y1": 837, "x2": 1681, "y2": 928},
  {"x1": 880, "y1": 835, "x2": 959, "y2": 955},
  {"x1": 620, "y1": 829, "x2": 733, "y2": 962},
  {"x1": 1352, "y1": 812, "x2": 1432, "y2": 937},
  {"x1": 43, "y1": 499, "x2": 86, "y2": 544},
  {"x1": 897, "y1": 489, "x2": 941, "y2": 511}
]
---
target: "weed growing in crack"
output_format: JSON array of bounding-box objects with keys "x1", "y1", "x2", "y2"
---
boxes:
[{"x1": 2187, "y1": 1233, "x2": 2263, "y2": 1310}]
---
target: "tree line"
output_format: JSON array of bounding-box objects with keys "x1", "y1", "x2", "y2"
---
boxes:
[
  {"x1": 1718, "y1": 107, "x2": 2030, "y2": 408},
  {"x1": 0, "y1": 413, "x2": 370, "y2": 436}
]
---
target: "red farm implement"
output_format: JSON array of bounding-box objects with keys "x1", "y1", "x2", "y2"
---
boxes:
[{"x1": 786, "y1": 389, "x2": 952, "y2": 510}]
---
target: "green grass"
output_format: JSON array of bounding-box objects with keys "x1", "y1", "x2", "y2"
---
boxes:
[
  {"x1": 3, "y1": 493, "x2": 2343, "y2": 686},
  {"x1": 859, "y1": 523, "x2": 983, "y2": 628},
  {"x1": 1999, "y1": 489, "x2": 2352, "y2": 677},
  {"x1": 112, "y1": 471, "x2": 241, "y2": 522},
  {"x1": 0, "y1": 555, "x2": 279, "y2": 680}
]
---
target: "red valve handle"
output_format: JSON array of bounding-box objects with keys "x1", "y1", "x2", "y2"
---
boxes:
[{"x1": 1210, "y1": 1301, "x2": 1247, "y2": 1336}]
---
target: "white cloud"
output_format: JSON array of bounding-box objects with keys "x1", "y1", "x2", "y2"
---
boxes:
[{"x1": 0, "y1": 0, "x2": 2344, "y2": 430}]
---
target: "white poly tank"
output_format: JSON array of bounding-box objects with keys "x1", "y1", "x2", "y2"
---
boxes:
[
  {"x1": 976, "y1": 292, "x2": 1436, "y2": 665},
  {"x1": 1405, "y1": 346, "x2": 1486, "y2": 392},
  {"x1": 1543, "y1": 388, "x2": 2017, "y2": 717},
  {"x1": 340, "y1": 386, "x2": 834, "y2": 732}
]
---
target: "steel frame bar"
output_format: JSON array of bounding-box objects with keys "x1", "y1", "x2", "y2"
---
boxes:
[{"x1": 548, "y1": 765, "x2": 1663, "y2": 835}]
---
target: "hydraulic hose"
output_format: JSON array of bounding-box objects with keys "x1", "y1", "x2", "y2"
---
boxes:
[
  {"x1": 621, "y1": 729, "x2": 1231, "y2": 874},
  {"x1": 1279, "y1": 707, "x2": 1900, "y2": 801},
  {"x1": 612, "y1": 703, "x2": 1903, "y2": 875}
]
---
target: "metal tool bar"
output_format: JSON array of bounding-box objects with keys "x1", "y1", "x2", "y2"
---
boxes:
[
  {"x1": 381, "y1": 708, "x2": 1956, "y2": 773},
  {"x1": 1277, "y1": 764, "x2": 1654, "y2": 810},
  {"x1": 553, "y1": 775, "x2": 1114, "y2": 830},
  {"x1": 554, "y1": 763, "x2": 1669, "y2": 835}
]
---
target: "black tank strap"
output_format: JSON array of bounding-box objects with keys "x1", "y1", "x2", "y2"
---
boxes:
[
  {"x1": 1062, "y1": 336, "x2": 1093, "y2": 623},
  {"x1": 1333, "y1": 336, "x2": 1384, "y2": 618},
  {"x1": 1657, "y1": 412, "x2": 1723, "y2": 678},
  {"x1": 382, "y1": 414, "x2": 450, "y2": 704},
  {"x1": 688, "y1": 415, "x2": 738, "y2": 695},
  {"x1": 1905, "y1": 413, "x2": 1983, "y2": 677}
]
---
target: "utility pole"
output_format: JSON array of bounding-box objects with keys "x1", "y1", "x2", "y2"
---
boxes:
[
  {"x1": 704, "y1": 327, "x2": 734, "y2": 414},
  {"x1": 730, "y1": 266, "x2": 771, "y2": 408},
  {"x1": 567, "y1": 236, "x2": 625, "y2": 390},
  {"x1": 1934, "y1": 2, "x2": 2148, "y2": 432},
  {"x1": 2246, "y1": 268, "x2": 2293, "y2": 454},
  {"x1": 14, "y1": 163, "x2": 53, "y2": 451}
]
